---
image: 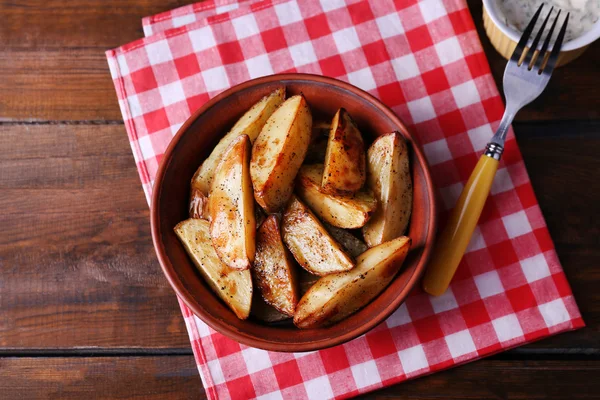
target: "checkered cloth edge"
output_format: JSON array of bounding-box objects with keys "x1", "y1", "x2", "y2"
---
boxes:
[
  {"x1": 107, "y1": 0, "x2": 584, "y2": 398},
  {"x1": 142, "y1": 0, "x2": 252, "y2": 36}
]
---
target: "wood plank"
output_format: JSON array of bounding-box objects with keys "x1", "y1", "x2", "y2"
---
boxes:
[
  {"x1": 514, "y1": 130, "x2": 600, "y2": 352},
  {"x1": 0, "y1": 1, "x2": 598, "y2": 121},
  {"x1": 0, "y1": 356, "x2": 203, "y2": 400},
  {"x1": 2, "y1": 357, "x2": 599, "y2": 399},
  {"x1": 0, "y1": 124, "x2": 189, "y2": 348}
]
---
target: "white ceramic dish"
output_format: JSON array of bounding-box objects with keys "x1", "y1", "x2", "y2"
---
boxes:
[{"x1": 482, "y1": 0, "x2": 600, "y2": 65}]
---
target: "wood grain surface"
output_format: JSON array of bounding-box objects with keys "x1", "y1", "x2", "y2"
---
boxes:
[
  {"x1": 1, "y1": 358, "x2": 599, "y2": 399},
  {"x1": 0, "y1": 0, "x2": 598, "y2": 398}
]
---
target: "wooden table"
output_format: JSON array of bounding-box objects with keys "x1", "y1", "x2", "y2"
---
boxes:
[{"x1": 1, "y1": 1, "x2": 598, "y2": 398}]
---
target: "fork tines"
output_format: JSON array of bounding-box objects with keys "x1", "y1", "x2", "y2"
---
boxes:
[{"x1": 510, "y1": 4, "x2": 570, "y2": 74}]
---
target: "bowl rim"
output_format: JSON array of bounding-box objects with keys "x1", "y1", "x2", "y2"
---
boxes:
[
  {"x1": 150, "y1": 73, "x2": 438, "y2": 352},
  {"x1": 483, "y1": 0, "x2": 600, "y2": 51}
]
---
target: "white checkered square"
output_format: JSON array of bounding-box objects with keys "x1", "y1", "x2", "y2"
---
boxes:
[
  {"x1": 347, "y1": 67, "x2": 377, "y2": 91},
  {"x1": 320, "y1": 0, "x2": 345, "y2": 12},
  {"x1": 435, "y1": 37, "x2": 463, "y2": 65},
  {"x1": 207, "y1": 359, "x2": 226, "y2": 385},
  {"x1": 376, "y1": 13, "x2": 404, "y2": 39},
  {"x1": 445, "y1": 330, "x2": 476, "y2": 358},
  {"x1": 189, "y1": 26, "x2": 217, "y2": 52},
  {"x1": 386, "y1": 303, "x2": 412, "y2": 328},
  {"x1": 126, "y1": 94, "x2": 143, "y2": 118},
  {"x1": 201, "y1": 66, "x2": 230, "y2": 92},
  {"x1": 398, "y1": 345, "x2": 428, "y2": 374},
  {"x1": 521, "y1": 254, "x2": 551, "y2": 283},
  {"x1": 145, "y1": 40, "x2": 173, "y2": 65},
  {"x1": 430, "y1": 288, "x2": 458, "y2": 313},
  {"x1": 232, "y1": 13, "x2": 260, "y2": 39},
  {"x1": 539, "y1": 299, "x2": 570, "y2": 327},
  {"x1": 492, "y1": 314, "x2": 524, "y2": 342},
  {"x1": 216, "y1": 4, "x2": 239, "y2": 13},
  {"x1": 467, "y1": 124, "x2": 493, "y2": 152},
  {"x1": 466, "y1": 226, "x2": 487, "y2": 252},
  {"x1": 423, "y1": 138, "x2": 452, "y2": 165},
  {"x1": 351, "y1": 360, "x2": 381, "y2": 389},
  {"x1": 242, "y1": 347, "x2": 272, "y2": 373},
  {"x1": 491, "y1": 167, "x2": 515, "y2": 195},
  {"x1": 289, "y1": 41, "x2": 318, "y2": 67},
  {"x1": 172, "y1": 13, "x2": 196, "y2": 28},
  {"x1": 419, "y1": 0, "x2": 448, "y2": 23},
  {"x1": 391, "y1": 54, "x2": 420, "y2": 80},
  {"x1": 275, "y1": 1, "x2": 303, "y2": 25},
  {"x1": 502, "y1": 211, "x2": 533, "y2": 239},
  {"x1": 158, "y1": 80, "x2": 186, "y2": 106},
  {"x1": 256, "y1": 391, "x2": 284, "y2": 400},
  {"x1": 304, "y1": 376, "x2": 334, "y2": 400},
  {"x1": 246, "y1": 54, "x2": 274, "y2": 78},
  {"x1": 115, "y1": 53, "x2": 129, "y2": 76},
  {"x1": 474, "y1": 270, "x2": 504, "y2": 299},
  {"x1": 407, "y1": 96, "x2": 436, "y2": 123},
  {"x1": 137, "y1": 135, "x2": 154, "y2": 159},
  {"x1": 451, "y1": 80, "x2": 480, "y2": 108},
  {"x1": 333, "y1": 27, "x2": 362, "y2": 53}
]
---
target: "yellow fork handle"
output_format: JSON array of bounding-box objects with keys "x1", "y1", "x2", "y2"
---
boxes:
[{"x1": 423, "y1": 154, "x2": 499, "y2": 296}]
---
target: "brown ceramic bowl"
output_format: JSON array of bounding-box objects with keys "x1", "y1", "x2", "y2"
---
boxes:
[{"x1": 151, "y1": 74, "x2": 437, "y2": 352}]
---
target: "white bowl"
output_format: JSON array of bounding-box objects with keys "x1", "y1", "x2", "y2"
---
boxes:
[{"x1": 482, "y1": 0, "x2": 600, "y2": 65}]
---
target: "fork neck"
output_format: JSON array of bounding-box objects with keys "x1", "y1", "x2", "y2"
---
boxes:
[{"x1": 487, "y1": 102, "x2": 518, "y2": 159}]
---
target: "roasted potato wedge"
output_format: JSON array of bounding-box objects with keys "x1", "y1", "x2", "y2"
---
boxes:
[
  {"x1": 296, "y1": 164, "x2": 377, "y2": 229},
  {"x1": 294, "y1": 236, "x2": 411, "y2": 328},
  {"x1": 174, "y1": 219, "x2": 252, "y2": 320},
  {"x1": 250, "y1": 95, "x2": 312, "y2": 212},
  {"x1": 191, "y1": 87, "x2": 285, "y2": 195},
  {"x1": 362, "y1": 132, "x2": 412, "y2": 247},
  {"x1": 323, "y1": 223, "x2": 368, "y2": 258},
  {"x1": 252, "y1": 293, "x2": 291, "y2": 323},
  {"x1": 282, "y1": 196, "x2": 355, "y2": 276},
  {"x1": 209, "y1": 135, "x2": 255, "y2": 270},
  {"x1": 189, "y1": 188, "x2": 210, "y2": 220},
  {"x1": 322, "y1": 108, "x2": 366, "y2": 194},
  {"x1": 253, "y1": 215, "x2": 299, "y2": 316}
]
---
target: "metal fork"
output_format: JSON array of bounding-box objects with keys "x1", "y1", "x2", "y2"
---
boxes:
[{"x1": 422, "y1": 5, "x2": 569, "y2": 296}]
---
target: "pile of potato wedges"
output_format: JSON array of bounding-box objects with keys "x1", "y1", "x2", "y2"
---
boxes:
[{"x1": 175, "y1": 86, "x2": 413, "y2": 328}]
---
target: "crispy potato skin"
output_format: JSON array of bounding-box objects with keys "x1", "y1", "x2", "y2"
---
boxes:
[
  {"x1": 281, "y1": 196, "x2": 355, "y2": 276},
  {"x1": 209, "y1": 135, "x2": 256, "y2": 270},
  {"x1": 253, "y1": 215, "x2": 299, "y2": 316},
  {"x1": 174, "y1": 219, "x2": 252, "y2": 320},
  {"x1": 296, "y1": 164, "x2": 377, "y2": 229},
  {"x1": 191, "y1": 87, "x2": 285, "y2": 195},
  {"x1": 250, "y1": 95, "x2": 312, "y2": 213},
  {"x1": 189, "y1": 188, "x2": 210, "y2": 220},
  {"x1": 294, "y1": 236, "x2": 411, "y2": 328},
  {"x1": 322, "y1": 108, "x2": 366, "y2": 194},
  {"x1": 362, "y1": 132, "x2": 413, "y2": 247}
]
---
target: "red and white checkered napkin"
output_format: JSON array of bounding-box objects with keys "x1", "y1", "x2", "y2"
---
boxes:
[{"x1": 107, "y1": 0, "x2": 584, "y2": 398}]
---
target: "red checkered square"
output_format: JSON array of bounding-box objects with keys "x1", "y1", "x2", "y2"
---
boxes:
[
  {"x1": 405, "y1": 25, "x2": 434, "y2": 53},
  {"x1": 320, "y1": 346, "x2": 350, "y2": 373},
  {"x1": 217, "y1": 40, "x2": 245, "y2": 64},
  {"x1": 174, "y1": 54, "x2": 202, "y2": 79},
  {"x1": 365, "y1": 329, "x2": 397, "y2": 359},
  {"x1": 273, "y1": 360, "x2": 304, "y2": 389},
  {"x1": 261, "y1": 27, "x2": 288, "y2": 52},
  {"x1": 107, "y1": 1, "x2": 583, "y2": 398},
  {"x1": 304, "y1": 13, "x2": 331, "y2": 39}
]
